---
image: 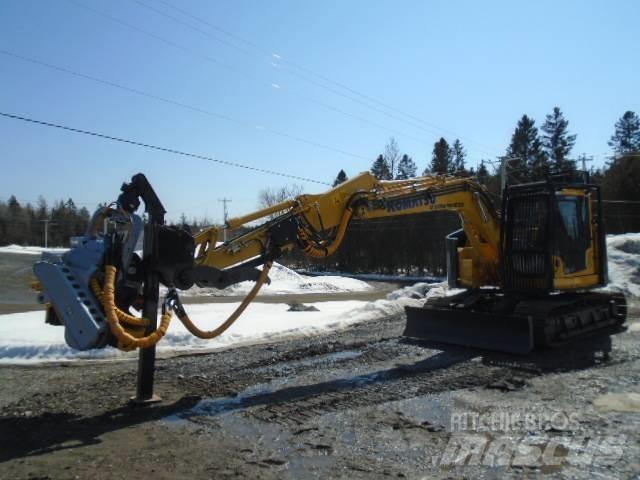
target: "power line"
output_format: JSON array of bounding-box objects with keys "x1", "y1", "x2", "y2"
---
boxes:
[
  {"x1": 0, "y1": 111, "x2": 331, "y2": 186},
  {"x1": 1, "y1": 49, "x2": 370, "y2": 163},
  {"x1": 68, "y1": 0, "x2": 504, "y2": 164},
  {"x1": 146, "y1": 0, "x2": 503, "y2": 158},
  {"x1": 63, "y1": 0, "x2": 442, "y2": 152}
]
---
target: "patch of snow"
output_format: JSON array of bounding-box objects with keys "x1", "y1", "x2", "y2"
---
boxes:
[
  {"x1": 175, "y1": 262, "x2": 372, "y2": 297},
  {"x1": 0, "y1": 245, "x2": 68, "y2": 255},
  {"x1": 298, "y1": 270, "x2": 442, "y2": 283},
  {"x1": 594, "y1": 392, "x2": 640, "y2": 413},
  {"x1": 601, "y1": 233, "x2": 640, "y2": 302}
]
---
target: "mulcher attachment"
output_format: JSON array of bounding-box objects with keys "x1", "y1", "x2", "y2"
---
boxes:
[{"x1": 403, "y1": 290, "x2": 627, "y2": 355}]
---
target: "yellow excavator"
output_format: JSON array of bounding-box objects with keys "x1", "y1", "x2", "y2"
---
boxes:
[{"x1": 33, "y1": 171, "x2": 626, "y2": 355}]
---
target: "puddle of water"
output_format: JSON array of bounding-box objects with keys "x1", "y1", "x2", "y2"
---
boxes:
[
  {"x1": 315, "y1": 350, "x2": 363, "y2": 363},
  {"x1": 166, "y1": 383, "x2": 273, "y2": 422},
  {"x1": 268, "y1": 350, "x2": 363, "y2": 376},
  {"x1": 396, "y1": 391, "x2": 455, "y2": 429},
  {"x1": 166, "y1": 367, "x2": 384, "y2": 423}
]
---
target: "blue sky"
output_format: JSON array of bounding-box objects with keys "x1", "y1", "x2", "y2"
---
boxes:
[{"x1": 1, "y1": 0, "x2": 638, "y2": 222}]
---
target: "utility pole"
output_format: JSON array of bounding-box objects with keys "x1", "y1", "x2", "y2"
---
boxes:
[
  {"x1": 218, "y1": 198, "x2": 231, "y2": 242},
  {"x1": 500, "y1": 157, "x2": 521, "y2": 193},
  {"x1": 39, "y1": 218, "x2": 56, "y2": 248},
  {"x1": 578, "y1": 154, "x2": 594, "y2": 182},
  {"x1": 500, "y1": 157, "x2": 508, "y2": 193}
]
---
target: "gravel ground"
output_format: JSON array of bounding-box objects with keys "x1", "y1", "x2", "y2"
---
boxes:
[{"x1": 1, "y1": 307, "x2": 639, "y2": 479}]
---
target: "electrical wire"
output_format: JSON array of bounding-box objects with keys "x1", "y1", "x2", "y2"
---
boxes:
[
  {"x1": 0, "y1": 49, "x2": 369, "y2": 163},
  {"x1": 149, "y1": 0, "x2": 503, "y2": 157},
  {"x1": 0, "y1": 111, "x2": 331, "y2": 185},
  {"x1": 66, "y1": 0, "x2": 507, "y2": 168},
  {"x1": 64, "y1": 0, "x2": 432, "y2": 151}
]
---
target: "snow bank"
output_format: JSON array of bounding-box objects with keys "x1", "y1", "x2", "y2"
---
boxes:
[
  {"x1": 175, "y1": 262, "x2": 372, "y2": 297},
  {"x1": 298, "y1": 270, "x2": 442, "y2": 283},
  {"x1": 604, "y1": 233, "x2": 640, "y2": 302},
  {"x1": 0, "y1": 245, "x2": 68, "y2": 255}
]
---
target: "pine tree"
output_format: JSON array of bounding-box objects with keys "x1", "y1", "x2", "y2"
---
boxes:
[
  {"x1": 430, "y1": 138, "x2": 451, "y2": 175},
  {"x1": 476, "y1": 160, "x2": 490, "y2": 185},
  {"x1": 5, "y1": 196, "x2": 30, "y2": 245},
  {"x1": 541, "y1": 107, "x2": 577, "y2": 173},
  {"x1": 371, "y1": 154, "x2": 392, "y2": 179},
  {"x1": 395, "y1": 154, "x2": 417, "y2": 179},
  {"x1": 602, "y1": 153, "x2": 640, "y2": 201},
  {"x1": 333, "y1": 169, "x2": 348, "y2": 186},
  {"x1": 449, "y1": 139, "x2": 467, "y2": 176},
  {"x1": 608, "y1": 111, "x2": 640, "y2": 155},
  {"x1": 383, "y1": 137, "x2": 400, "y2": 179},
  {"x1": 506, "y1": 115, "x2": 549, "y2": 182}
]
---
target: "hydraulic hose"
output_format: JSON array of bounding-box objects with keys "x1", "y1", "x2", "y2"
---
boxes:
[
  {"x1": 95, "y1": 261, "x2": 272, "y2": 349},
  {"x1": 301, "y1": 208, "x2": 353, "y2": 258},
  {"x1": 90, "y1": 277, "x2": 149, "y2": 328},
  {"x1": 100, "y1": 265, "x2": 172, "y2": 351},
  {"x1": 168, "y1": 261, "x2": 273, "y2": 339}
]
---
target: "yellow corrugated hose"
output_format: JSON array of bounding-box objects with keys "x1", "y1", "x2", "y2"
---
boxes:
[
  {"x1": 100, "y1": 265, "x2": 172, "y2": 351},
  {"x1": 96, "y1": 261, "x2": 272, "y2": 350},
  {"x1": 90, "y1": 277, "x2": 149, "y2": 328}
]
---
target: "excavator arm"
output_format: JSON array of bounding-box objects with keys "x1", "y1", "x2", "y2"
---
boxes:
[{"x1": 194, "y1": 172, "x2": 501, "y2": 288}]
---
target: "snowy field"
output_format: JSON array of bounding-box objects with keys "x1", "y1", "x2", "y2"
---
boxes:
[
  {"x1": 0, "y1": 233, "x2": 638, "y2": 363},
  {"x1": 0, "y1": 287, "x2": 429, "y2": 364}
]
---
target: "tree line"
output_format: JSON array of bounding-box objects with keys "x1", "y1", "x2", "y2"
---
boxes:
[
  {"x1": 0, "y1": 196, "x2": 91, "y2": 247},
  {"x1": 330, "y1": 108, "x2": 640, "y2": 204}
]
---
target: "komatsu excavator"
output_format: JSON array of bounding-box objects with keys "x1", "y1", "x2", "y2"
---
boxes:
[{"x1": 33, "y1": 172, "x2": 627, "y2": 355}]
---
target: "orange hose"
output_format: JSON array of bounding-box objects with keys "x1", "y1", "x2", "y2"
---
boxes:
[
  {"x1": 172, "y1": 261, "x2": 272, "y2": 339},
  {"x1": 100, "y1": 265, "x2": 172, "y2": 351}
]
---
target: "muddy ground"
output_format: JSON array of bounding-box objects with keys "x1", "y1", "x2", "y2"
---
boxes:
[{"x1": 1, "y1": 303, "x2": 639, "y2": 479}]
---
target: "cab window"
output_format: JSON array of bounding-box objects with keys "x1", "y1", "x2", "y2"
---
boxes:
[{"x1": 555, "y1": 194, "x2": 590, "y2": 274}]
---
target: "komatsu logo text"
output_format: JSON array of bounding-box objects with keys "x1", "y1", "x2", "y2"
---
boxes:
[{"x1": 385, "y1": 192, "x2": 436, "y2": 212}]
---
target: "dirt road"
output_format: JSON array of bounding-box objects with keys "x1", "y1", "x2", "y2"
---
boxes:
[{"x1": 1, "y1": 309, "x2": 639, "y2": 479}]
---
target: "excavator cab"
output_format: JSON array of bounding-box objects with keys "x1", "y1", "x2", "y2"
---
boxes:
[{"x1": 501, "y1": 180, "x2": 607, "y2": 294}]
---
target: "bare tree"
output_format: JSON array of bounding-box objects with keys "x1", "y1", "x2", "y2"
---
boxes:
[
  {"x1": 384, "y1": 137, "x2": 400, "y2": 179},
  {"x1": 258, "y1": 185, "x2": 304, "y2": 218}
]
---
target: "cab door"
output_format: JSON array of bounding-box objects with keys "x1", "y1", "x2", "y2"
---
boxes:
[{"x1": 552, "y1": 188, "x2": 603, "y2": 290}]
